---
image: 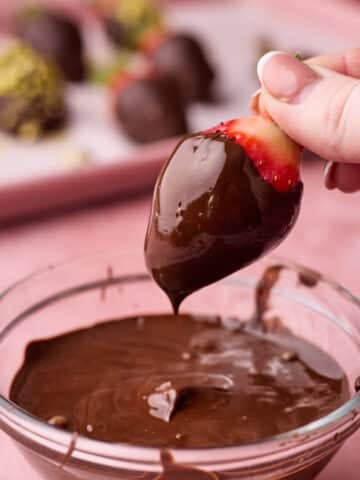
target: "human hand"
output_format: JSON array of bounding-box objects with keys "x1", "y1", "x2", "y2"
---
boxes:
[{"x1": 254, "y1": 49, "x2": 360, "y2": 193}]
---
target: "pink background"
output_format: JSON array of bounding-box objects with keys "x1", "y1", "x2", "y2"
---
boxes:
[{"x1": 1, "y1": 0, "x2": 360, "y2": 478}]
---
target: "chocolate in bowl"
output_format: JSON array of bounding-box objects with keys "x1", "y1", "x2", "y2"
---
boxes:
[
  {"x1": 0, "y1": 252, "x2": 360, "y2": 480},
  {"x1": 9, "y1": 312, "x2": 350, "y2": 448}
]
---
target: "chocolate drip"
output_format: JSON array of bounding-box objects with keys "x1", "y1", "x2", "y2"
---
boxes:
[
  {"x1": 252, "y1": 264, "x2": 283, "y2": 329},
  {"x1": 355, "y1": 377, "x2": 360, "y2": 393},
  {"x1": 156, "y1": 451, "x2": 218, "y2": 480}
]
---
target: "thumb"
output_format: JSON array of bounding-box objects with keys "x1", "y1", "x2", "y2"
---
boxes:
[{"x1": 257, "y1": 51, "x2": 360, "y2": 165}]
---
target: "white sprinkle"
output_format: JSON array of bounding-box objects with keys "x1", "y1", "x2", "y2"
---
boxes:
[
  {"x1": 86, "y1": 424, "x2": 94, "y2": 433},
  {"x1": 137, "y1": 317, "x2": 145, "y2": 329},
  {"x1": 48, "y1": 415, "x2": 68, "y2": 428},
  {"x1": 181, "y1": 352, "x2": 191, "y2": 360}
]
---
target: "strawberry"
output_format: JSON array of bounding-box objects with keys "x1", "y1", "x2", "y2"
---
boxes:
[
  {"x1": 111, "y1": 68, "x2": 188, "y2": 144},
  {"x1": 206, "y1": 114, "x2": 302, "y2": 192},
  {"x1": 145, "y1": 113, "x2": 303, "y2": 312},
  {"x1": 109, "y1": 71, "x2": 132, "y2": 93},
  {"x1": 139, "y1": 28, "x2": 166, "y2": 54}
]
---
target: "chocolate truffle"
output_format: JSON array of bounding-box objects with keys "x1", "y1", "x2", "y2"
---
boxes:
[
  {"x1": 103, "y1": 0, "x2": 163, "y2": 50},
  {"x1": 16, "y1": 10, "x2": 86, "y2": 82},
  {"x1": 0, "y1": 42, "x2": 66, "y2": 138},
  {"x1": 113, "y1": 72, "x2": 188, "y2": 143},
  {"x1": 149, "y1": 33, "x2": 216, "y2": 103}
]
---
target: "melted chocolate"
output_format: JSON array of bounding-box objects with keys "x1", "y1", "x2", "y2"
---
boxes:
[
  {"x1": 157, "y1": 451, "x2": 218, "y2": 480},
  {"x1": 298, "y1": 267, "x2": 321, "y2": 288},
  {"x1": 252, "y1": 264, "x2": 283, "y2": 328},
  {"x1": 145, "y1": 133, "x2": 303, "y2": 312},
  {"x1": 355, "y1": 377, "x2": 360, "y2": 393},
  {"x1": 10, "y1": 313, "x2": 348, "y2": 448}
]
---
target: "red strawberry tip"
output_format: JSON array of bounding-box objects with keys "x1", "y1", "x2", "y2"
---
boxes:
[{"x1": 203, "y1": 115, "x2": 302, "y2": 193}]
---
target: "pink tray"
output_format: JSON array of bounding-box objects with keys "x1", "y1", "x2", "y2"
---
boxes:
[
  {"x1": 0, "y1": 0, "x2": 358, "y2": 223},
  {"x1": 0, "y1": 138, "x2": 176, "y2": 223}
]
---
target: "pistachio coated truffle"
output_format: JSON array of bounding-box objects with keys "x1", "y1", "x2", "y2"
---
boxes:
[{"x1": 0, "y1": 42, "x2": 66, "y2": 138}]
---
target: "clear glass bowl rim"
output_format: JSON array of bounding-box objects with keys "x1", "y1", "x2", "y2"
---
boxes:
[{"x1": 1, "y1": 251, "x2": 360, "y2": 471}]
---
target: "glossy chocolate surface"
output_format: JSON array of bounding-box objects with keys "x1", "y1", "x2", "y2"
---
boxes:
[
  {"x1": 115, "y1": 74, "x2": 188, "y2": 143},
  {"x1": 151, "y1": 34, "x2": 215, "y2": 102},
  {"x1": 145, "y1": 133, "x2": 303, "y2": 311},
  {"x1": 10, "y1": 313, "x2": 348, "y2": 448},
  {"x1": 16, "y1": 11, "x2": 86, "y2": 82}
]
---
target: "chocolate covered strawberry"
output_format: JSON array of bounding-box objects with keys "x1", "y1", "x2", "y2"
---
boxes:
[
  {"x1": 143, "y1": 32, "x2": 216, "y2": 103},
  {"x1": 111, "y1": 69, "x2": 188, "y2": 143},
  {"x1": 145, "y1": 114, "x2": 303, "y2": 312}
]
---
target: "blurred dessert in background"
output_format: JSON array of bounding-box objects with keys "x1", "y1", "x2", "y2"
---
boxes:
[
  {"x1": 0, "y1": 41, "x2": 66, "y2": 139},
  {"x1": 96, "y1": 0, "x2": 217, "y2": 104},
  {"x1": 254, "y1": 36, "x2": 318, "y2": 72},
  {"x1": 111, "y1": 68, "x2": 188, "y2": 143},
  {"x1": 144, "y1": 32, "x2": 216, "y2": 103},
  {"x1": 15, "y1": 8, "x2": 86, "y2": 82},
  {"x1": 1, "y1": 0, "x2": 218, "y2": 145},
  {"x1": 98, "y1": 0, "x2": 164, "y2": 50}
]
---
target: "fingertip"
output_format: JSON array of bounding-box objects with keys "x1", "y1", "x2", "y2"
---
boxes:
[
  {"x1": 332, "y1": 163, "x2": 360, "y2": 193},
  {"x1": 323, "y1": 161, "x2": 337, "y2": 190},
  {"x1": 257, "y1": 51, "x2": 286, "y2": 85},
  {"x1": 250, "y1": 88, "x2": 261, "y2": 114}
]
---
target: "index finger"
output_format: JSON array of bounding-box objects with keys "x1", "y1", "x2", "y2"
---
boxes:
[
  {"x1": 251, "y1": 48, "x2": 360, "y2": 115},
  {"x1": 306, "y1": 48, "x2": 360, "y2": 78}
]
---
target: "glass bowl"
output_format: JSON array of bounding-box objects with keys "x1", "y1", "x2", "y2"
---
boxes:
[{"x1": 0, "y1": 251, "x2": 360, "y2": 480}]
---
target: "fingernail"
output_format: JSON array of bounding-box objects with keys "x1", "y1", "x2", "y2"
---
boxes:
[
  {"x1": 257, "y1": 51, "x2": 319, "y2": 102},
  {"x1": 257, "y1": 51, "x2": 285, "y2": 84},
  {"x1": 324, "y1": 161, "x2": 337, "y2": 189}
]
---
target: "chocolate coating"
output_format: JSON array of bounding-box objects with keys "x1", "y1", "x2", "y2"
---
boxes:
[
  {"x1": 10, "y1": 314, "x2": 348, "y2": 448},
  {"x1": 16, "y1": 10, "x2": 86, "y2": 82},
  {"x1": 151, "y1": 34, "x2": 216, "y2": 103},
  {"x1": 115, "y1": 74, "x2": 188, "y2": 143},
  {"x1": 145, "y1": 133, "x2": 303, "y2": 311}
]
